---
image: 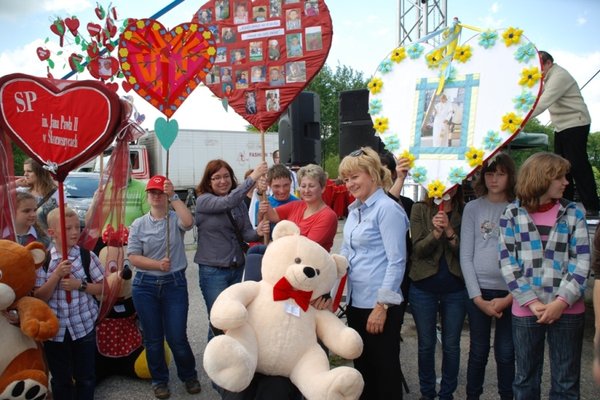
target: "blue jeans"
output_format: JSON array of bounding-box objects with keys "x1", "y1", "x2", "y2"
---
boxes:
[
  {"x1": 512, "y1": 312, "x2": 584, "y2": 400},
  {"x1": 44, "y1": 329, "x2": 96, "y2": 400},
  {"x1": 409, "y1": 285, "x2": 467, "y2": 400},
  {"x1": 198, "y1": 264, "x2": 244, "y2": 340},
  {"x1": 466, "y1": 289, "x2": 514, "y2": 400},
  {"x1": 132, "y1": 270, "x2": 198, "y2": 386}
]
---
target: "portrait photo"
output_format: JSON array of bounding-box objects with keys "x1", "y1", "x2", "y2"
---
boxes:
[
  {"x1": 285, "y1": 61, "x2": 306, "y2": 83},
  {"x1": 266, "y1": 89, "x2": 281, "y2": 112},
  {"x1": 286, "y1": 33, "x2": 303, "y2": 58}
]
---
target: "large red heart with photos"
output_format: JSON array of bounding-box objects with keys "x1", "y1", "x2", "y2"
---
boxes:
[
  {"x1": 118, "y1": 19, "x2": 216, "y2": 118},
  {"x1": 192, "y1": 0, "x2": 333, "y2": 131},
  {"x1": 0, "y1": 74, "x2": 121, "y2": 181}
]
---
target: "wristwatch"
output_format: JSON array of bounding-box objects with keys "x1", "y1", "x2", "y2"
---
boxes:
[
  {"x1": 377, "y1": 302, "x2": 389, "y2": 310},
  {"x1": 169, "y1": 193, "x2": 180, "y2": 202},
  {"x1": 78, "y1": 280, "x2": 88, "y2": 292}
]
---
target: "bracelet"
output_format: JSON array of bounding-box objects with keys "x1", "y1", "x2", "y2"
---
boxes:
[{"x1": 447, "y1": 233, "x2": 457, "y2": 241}]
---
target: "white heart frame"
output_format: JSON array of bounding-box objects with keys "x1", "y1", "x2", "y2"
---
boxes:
[{"x1": 368, "y1": 25, "x2": 542, "y2": 198}]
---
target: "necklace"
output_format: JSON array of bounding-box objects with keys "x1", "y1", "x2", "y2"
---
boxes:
[{"x1": 537, "y1": 200, "x2": 557, "y2": 213}]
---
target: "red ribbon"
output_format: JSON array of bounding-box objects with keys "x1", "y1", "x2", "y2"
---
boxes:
[{"x1": 272, "y1": 277, "x2": 313, "y2": 312}]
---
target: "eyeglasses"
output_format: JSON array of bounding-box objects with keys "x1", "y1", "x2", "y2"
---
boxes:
[
  {"x1": 211, "y1": 174, "x2": 231, "y2": 182},
  {"x1": 350, "y1": 149, "x2": 366, "y2": 157}
]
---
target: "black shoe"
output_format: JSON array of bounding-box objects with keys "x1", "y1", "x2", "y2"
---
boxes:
[
  {"x1": 153, "y1": 383, "x2": 170, "y2": 399},
  {"x1": 185, "y1": 379, "x2": 202, "y2": 394}
]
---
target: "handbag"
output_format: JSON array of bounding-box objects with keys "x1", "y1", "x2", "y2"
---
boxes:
[{"x1": 226, "y1": 211, "x2": 250, "y2": 253}]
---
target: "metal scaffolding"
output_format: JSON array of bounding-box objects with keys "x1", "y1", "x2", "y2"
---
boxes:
[{"x1": 397, "y1": 0, "x2": 448, "y2": 45}]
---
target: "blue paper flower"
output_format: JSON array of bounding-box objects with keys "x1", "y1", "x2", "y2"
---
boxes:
[
  {"x1": 407, "y1": 43, "x2": 424, "y2": 59},
  {"x1": 448, "y1": 167, "x2": 467, "y2": 185},
  {"x1": 378, "y1": 59, "x2": 393, "y2": 74},
  {"x1": 478, "y1": 30, "x2": 498, "y2": 49},
  {"x1": 513, "y1": 91, "x2": 536, "y2": 112},
  {"x1": 483, "y1": 130, "x2": 502, "y2": 150},
  {"x1": 382, "y1": 135, "x2": 400, "y2": 152},
  {"x1": 514, "y1": 43, "x2": 536, "y2": 63},
  {"x1": 369, "y1": 99, "x2": 383, "y2": 115},
  {"x1": 411, "y1": 166, "x2": 427, "y2": 184}
]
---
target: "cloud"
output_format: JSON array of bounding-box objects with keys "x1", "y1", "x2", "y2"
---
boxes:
[
  {"x1": 491, "y1": 2, "x2": 501, "y2": 13},
  {"x1": 0, "y1": 0, "x2": 90, "y2": 19},
  {"x1": 577, "y1": 16, "x2": 587, "y2": 26}
]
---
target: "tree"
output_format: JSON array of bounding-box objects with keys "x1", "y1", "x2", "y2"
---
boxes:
[{"x1": 306, "y1": 63, "x2": 367, "y2": 158}]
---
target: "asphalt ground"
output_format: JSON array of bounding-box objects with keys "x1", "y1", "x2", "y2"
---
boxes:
[{"x1": 95, "y1": 222, "x2": 600, "y2": 399}]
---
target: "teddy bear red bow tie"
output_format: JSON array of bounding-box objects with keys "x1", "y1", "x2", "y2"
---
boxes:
[{"x1": 273, "y1": 277, "x2": 313, "y2": 312}]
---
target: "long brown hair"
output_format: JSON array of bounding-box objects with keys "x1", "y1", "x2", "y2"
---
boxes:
[
  {"x1": 473, "y1": 152, "x2": 516, "y2": 201},
  {"x1": 24, "y1": 158, "x2": 56, "y2": 196},
  {"x1": 516, "y1": 152, "x2": 570, "y2": 212},
  {"x1": 195, "y1": 159, "x2": 238, "y2": 195}
]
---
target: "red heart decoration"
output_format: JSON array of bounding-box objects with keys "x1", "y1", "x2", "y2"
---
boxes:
[
  {"x1": 105, "y1": 82, "x2": 119, "y2": 92},
  {"x1": 118, "y1": 19, "x2": 216, "y2": 118},
  {"x1": 106, "y1": 17, "x2": 117, "y2": 38},
  {"x1": 192, "y1": 0, "x2": 332, "y2": 131},
  {"x1": 95, "y1": 5, "x2": 105, "y2": 20},
  {"x1": 50, "y1": 19, "x2": 65, "y2": 37},
  {"x1": 36, "y1": 47, "x2": 51, "y2": 61},
  {"x1": 0, "y1": 74, "x2": 121, "y2": 181},
  {"x1": 65, "y1": 17, "x2": 80, "y2": 36},
  {"x1": 87, "y1": 41, "x2": 99, "y2": 58},
  {"x1": 68, "y1": 53, "x2": 83, "y2": 71},
  {"x1": 121, "y1": 81, "x2": 132, "y2": 92},
  {"x1": 87, "y1": 22, "x2": 102, "y2": 38},
  {"x1": 88, "y1": 56, "x2": 119, "y2": 80}
]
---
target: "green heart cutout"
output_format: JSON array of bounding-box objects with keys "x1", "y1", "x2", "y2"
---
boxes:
[{"x1": 154, "y1": 117, "x2": 179, "y2": 150}]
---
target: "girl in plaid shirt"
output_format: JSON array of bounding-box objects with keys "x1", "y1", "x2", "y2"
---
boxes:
[{"x1": 499, "y1": 152, "x2": 590, "y2": 399}]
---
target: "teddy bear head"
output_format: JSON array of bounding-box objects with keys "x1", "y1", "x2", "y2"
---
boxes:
[
  {"x1": 261, "y1": 221, "x2": 347, "y2": 299},
  {"x1": 0, "y1": 240, "x2": 46, "y2": 310}
]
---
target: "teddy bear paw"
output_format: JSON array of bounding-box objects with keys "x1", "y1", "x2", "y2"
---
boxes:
[
  {"x1": 0, "y1": 379, "x2": 48, "y2": 400},
  {"x1": 325, "y1": 367, "x2": 364, "y2": 400},
  {"x1": 203, "y1": 335, "x2": 255, "y2": 392}
]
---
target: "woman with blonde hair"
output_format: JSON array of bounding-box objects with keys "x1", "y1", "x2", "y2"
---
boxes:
[
  {"x1": 499, "y1": 152, "x2": 589, "y2": 399},
  {"x1": 338, "y1": 147, "x2": 409, "y2": 399}
]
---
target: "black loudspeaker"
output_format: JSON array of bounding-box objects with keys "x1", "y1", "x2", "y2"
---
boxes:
[
  {"x1": 339, "y1": 89, "x2": 384, "y2": 158},
  {"x1": 278, "y1": 92, "x2": 321, "y2": 166}
]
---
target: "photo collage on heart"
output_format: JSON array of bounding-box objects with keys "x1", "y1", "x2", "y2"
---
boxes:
[{"x1": 192, "y1": 0, "x2": 330, "y2": 130}]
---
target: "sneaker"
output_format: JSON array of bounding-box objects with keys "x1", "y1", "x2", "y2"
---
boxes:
[
  {"x1": 185, "y1": 379, "x2": 202, "y2": 394},
  {"x1": 153, "y1": 383, "x2": 170, "y2": 399}
]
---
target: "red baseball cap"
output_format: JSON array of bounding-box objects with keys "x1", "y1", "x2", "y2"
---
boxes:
[{"x1": 146, "y1": 175, "x2": 167, "y2": 192}]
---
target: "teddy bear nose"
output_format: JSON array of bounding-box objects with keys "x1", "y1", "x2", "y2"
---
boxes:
[{"x1": 303, "y1": 267, "x2": 319, "y2": 278}]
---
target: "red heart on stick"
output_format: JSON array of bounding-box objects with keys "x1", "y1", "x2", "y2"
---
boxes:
[
  {"x1": 36, "y1": 47, "x2": 51, "y2": 61},
  {"x1": 87, "y1": 22, "x2": 102, "y2": 38},
  {"x1": 191, "y1": 0, "x2": 332, "y2": 131},
  {"x1": 118, "y1": 19, "x2": 216, "y2": 118},
  {"x1": 68, "y1": 53, "x2": 83, "y2": 72},
  {"x1": 88, "y1": 56, "x2": 119, "y2": 80},
  {"x1": 0, "y1": 74, "x2": 121, "y2": 181},
  {"x1": 65, "y1": 17, "x2": 80, "y2": 36}
]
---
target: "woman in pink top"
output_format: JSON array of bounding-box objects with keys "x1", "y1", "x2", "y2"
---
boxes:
[{"x1": 260, "y1": 164, "x2": 337, "y2": 251}]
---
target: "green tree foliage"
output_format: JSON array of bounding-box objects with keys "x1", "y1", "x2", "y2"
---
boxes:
[
  {"x1": 306, "y1": 64, "x2": 367, "y2": 158},
  {"x1": 12, "y1": 142, "x2": 27, "y2": 176}
]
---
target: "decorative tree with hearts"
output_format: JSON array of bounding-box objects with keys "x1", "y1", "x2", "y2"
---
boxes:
[{"x1": 368, "y1": 20, "x2": 542, "y2": 201}]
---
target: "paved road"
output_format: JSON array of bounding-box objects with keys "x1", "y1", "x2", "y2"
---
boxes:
[{"x1": 96, "y1": 225, "x2": 600, "y2": 399}]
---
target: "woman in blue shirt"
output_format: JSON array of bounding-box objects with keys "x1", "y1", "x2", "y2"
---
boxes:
[{"x1": 339, "y1": 147, "x2": 409, "y2": 400}]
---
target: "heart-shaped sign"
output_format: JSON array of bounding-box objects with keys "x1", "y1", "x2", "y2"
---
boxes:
[
  {"x1": 65, "y1": 17, "x2": 80, "y2": 36},
  {"x1": 87, "y1": 22, "x2": 102, "y2": 38},
  {"x1": 36, "y1": 47, "x2": 51, "y2": 61},
  {"x1": 369, "y1": 26, "x2": 542, "y2": 198},
  {"x1": 118, "y1": 19, "x2": 216, "y2": 118},
  {"x1": 154, "y1": 117, "x2": 179, "y2": 150},
  {"x1": 192, "y1": 0, "x2": 333, "y2": 131},
  {"x1": 0, "y1": 74, "x2": 121, "y2": 181},
  {"x1": 88, "y1": 56, "x2": 119, "y2": 80}
]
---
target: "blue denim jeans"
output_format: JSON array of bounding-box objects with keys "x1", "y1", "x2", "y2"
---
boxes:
[
  {"x1": 43, "y1": 329, "x2": 96, "y2": 400},
  {"x1": 465, "y1": 289, "x2": 514, "y2": 400},
  {"x1": 512, "y1": 312, "x2": 584, "y2": 400},
  {"x1": 198, "y1": 264, "x2": 244, "y2": 340},
  {"x1": 132, "y1": 270, "x2": 198, "y2": 386},
  {"x1": 409, "y1": 285, "x2": 467, "y2": 400}
]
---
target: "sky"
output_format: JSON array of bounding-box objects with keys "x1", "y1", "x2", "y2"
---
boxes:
[{"x1": 0, "y1": 0, "x2": 599, "y2": 133}]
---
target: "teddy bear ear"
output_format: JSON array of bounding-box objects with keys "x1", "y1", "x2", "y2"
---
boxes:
[
  {"x1": 25, "y1": 242, "x2": 48, "y2": 266},
  {"x1": 332, "y1": 254, "x2": 349, "y2": 278},
  {"x1": 272, "y1": 220, "x2": 301, "y2": 241}
]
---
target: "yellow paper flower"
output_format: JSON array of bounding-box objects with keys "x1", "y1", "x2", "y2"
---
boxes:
[
  {"x1": 121, "y1": 62, "x2": 130, "y2": 71},
  {"x1": 426, "y1": 49, "x2": 444, "y2": 68},
  {"x1": 427, "y1": 180, "x2": 446, "y2": 199},
  {"x1": 518, "y1": 66, "x2": 541, "y2": 88},
  {"x1": 501, "y1": 112, "x2": 523, "y2": 133},
  {"x1": 373, "y1": 117, "x2": 389, "y2": 134},
  {"x1": 119, "y1": 47, "x2": 129, "y2": 57},
  {"x1": 400, "y1": 150, "x2": 415, "y2": 169},
  {"x1": 152, "y1": 22, "x2": 161, "y2": 31},
  {"x1": 465, "y1": 147, "x2": 485, "y2": 168},
  {"x1": 136, "y1": 20, "x2": 145, "y2": 29},
  {"x1": 207, "y1": 46, "x2": 216, "y2": 56},
  {"x1": 128, "y1": 76, "x2": 137, "y2": 84},
  {"x1": 175, "y1": 26, "x2": 183, "y2": 35},
  {"x1": 202, "y1": 30, "x2": 212, "y2": 39},
  {"x1": 453, "y1": 45, "x2": 472, "y2": 63},
  {"x1": 502, "y1": 27, "x2": 523, "y2": 46},
  {"x1": 368, "y1": 77, "x2": 383, "y2": 94},
  {"x1": 190, "y1": 24, "x2": 198, "y2": 32},
  {"x1": 390, "y1": 47, "x2": 406, "y2": 63},
  {"x1": 123, "y1": 31, "x2": 133, "y2": 41}
]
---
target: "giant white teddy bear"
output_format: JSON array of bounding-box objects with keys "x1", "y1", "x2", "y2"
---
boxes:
[{"x1": 203, "y1": 221, "x2": 364, "y2": 400}]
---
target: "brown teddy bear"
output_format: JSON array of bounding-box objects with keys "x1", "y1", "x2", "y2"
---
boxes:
[{"x1": 0, "y1": 240, "x2": 59, "y2": 399}]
